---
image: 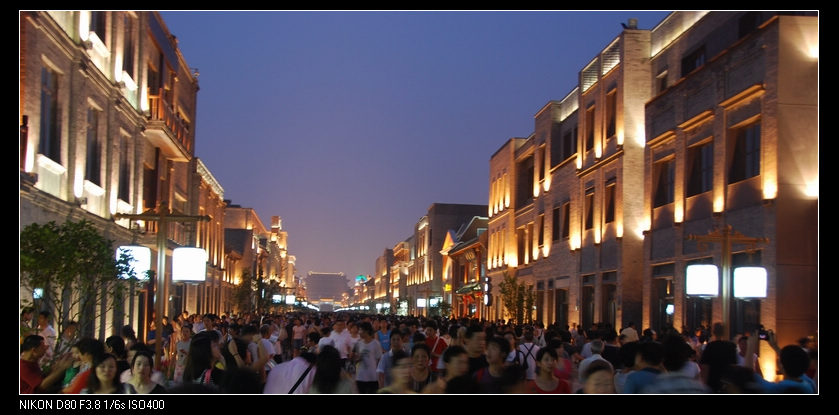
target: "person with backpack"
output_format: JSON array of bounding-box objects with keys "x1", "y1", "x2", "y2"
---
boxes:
[{"x1": 517, "y1": 328, "x2": 541, "y2": 381}]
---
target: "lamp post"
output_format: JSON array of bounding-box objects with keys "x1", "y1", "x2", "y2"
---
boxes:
[
  {"x1": 115, "y1": 204, "x2": 209, "y2": 370},
  {"x1": 687, "y1": 225, "x2": 768, "y2": 339}
]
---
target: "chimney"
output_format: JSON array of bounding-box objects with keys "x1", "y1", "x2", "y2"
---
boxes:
[{"x1": 627, "y1": 18, "x2": 638, "y2": 29}]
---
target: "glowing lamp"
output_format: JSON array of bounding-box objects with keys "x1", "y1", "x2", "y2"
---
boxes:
[
  {"x1": 733, "y1": 267, "x2": 767, "y2": 298},
  {"x1": 116, "y1": 245, "x2": 151, "y2": 280},
  {"x1": 172, "y1": 247, "x2": 207, "y2": 282},
  {"x1": 285, "y1": 295, "x2": 296, "y2": 304},
  {"x1": 686, "y1": 264, "x2": 719, "y2": 296},
  {"x1": 417, "y1": 298, "x2": 427, "y2": 308}
]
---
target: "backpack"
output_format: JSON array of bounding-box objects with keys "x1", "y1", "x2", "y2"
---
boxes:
[{"x1": 517, "y1": 344, "x2": 535, "y2": 372}]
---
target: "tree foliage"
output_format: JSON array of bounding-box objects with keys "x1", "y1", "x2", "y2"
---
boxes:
[
  {"x1": 20, "y1": 220, "x2": 133, "y2": 359},
  {"x1": 498, "y1": 271, "x2": 535, "y2": 325},
  {"x1": 232, "y1": 268, "x2": 255, "y2": 313}
]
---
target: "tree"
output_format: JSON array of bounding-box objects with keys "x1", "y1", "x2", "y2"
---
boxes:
[
  {"x1": 20, "y1": 220, "x2": 134, "y2": 364},
  {"x1": 498, "y1": 271, "x2": 535, "y2": 325},
  {"x1": 232, "y1": 268, "x2": 255, "y2": 313}
]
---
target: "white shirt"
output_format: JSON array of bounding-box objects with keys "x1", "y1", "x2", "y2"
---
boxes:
[
  {"x1": 263, "y1": 356, "x2": 316, "y2": 394},
  {"x1": 518, "y1": 342, "x2": 540, "y2": 380},
  {"x1": 620, "y1": 327, "x2": 639, "y2": 343},
  {"x1": 329, "y1": 329, "x2": 352, "y2": 359},
  {"x1": 354, "y1": 339, "x2": 383, "y2": 382}
]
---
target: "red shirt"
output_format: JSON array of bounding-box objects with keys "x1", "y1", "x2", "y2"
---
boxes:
[
  {"x1": 20, "y1": 359, "x2": 43, "y2": 394},
  {"x1": 425, "y1": 336, "x2": 447, "y2": 373},
  {"x1": 526, "y1": 378, "x2": 572, "y2": 394}
]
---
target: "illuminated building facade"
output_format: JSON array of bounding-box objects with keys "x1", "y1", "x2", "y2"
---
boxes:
[
  {"x1": 487, "y1": 13, "x2": 817, "y2": 367},
  {"x1": 488, "y1": 20, "x2": 651, "y2": 329},
  {"x1": 642, "y1": 12, "x2": 818, "y2": 364},
  {"x1": 19, "y1": 11, "x2": 219, "y2": 338}
]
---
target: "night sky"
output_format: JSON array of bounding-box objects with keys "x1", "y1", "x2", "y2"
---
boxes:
[{"x1": 159, "y1": 11, "x2": 672, "y2": 287}]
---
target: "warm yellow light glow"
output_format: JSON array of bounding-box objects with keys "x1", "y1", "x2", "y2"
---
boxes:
[
  {"x1": 763, "y1": 179, "x2": 777, "y2": 200},
  {"x1": 674, "y1": 204, "x2": 684, "y2": 223},
  {"x1": 808, "y1": 45, "x2": 818, "y2": 59},
  {"x1": 805, "y1": 179, "x2": 819, "y2": 198},
  {"x1": 571, "y1": 234, "x2": 582, "y2": 250},
  {"x1": 576, "y1": 155, "x2": 583, "y2": 169},
  {"x1": 25, "y1": 145, "x2": 35, "y2": 172},
  {"x1": 714, "y1": 196, "x2": 725, "y2": 213},
  {"x1": 140, "y1": 88, "x2": 149, "y2": 112},
  {"x1": 760, "y1": 355, "x2": 777, "y2": 382},
  {"x1": 635, "y1": 125, "x2": 646, "y2": 147},
  {"x1": 504, "y1": 195, "x2": 510, "y2": 208},
  {"x1": 542, "y1": 245, "x2": 550, "y2": 258},
  {"x1": 595, "y1": 144, "x2": 602, "y2": 159},
  {"x1": 79, "y1": 11, "x2": 90, "y2": 41},
  {"x1": 506, "y1": 252, "x2": 517, "y2": 268},
  {"x1": 594, "y1": 231, "x2": 601, "y2": 245},
  {"x1": 74, "y1": 170, "x2": 84, "y2": 198},
  {"x1": 617, "y1": 129, "x2": 624, "y2": 146},
  {"x1": 543, "y1": 177, "x2": 551, "y2": 192},
  {"x1": 616, "y1": 223, "x2": 624, "y2": 238}
]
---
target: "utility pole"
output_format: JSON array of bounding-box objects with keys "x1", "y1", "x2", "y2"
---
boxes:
[
  {"x1": 115, "y1": 203, "x2": 209, "y2": 370},
  {"x1": 687, "y1": 225, "x2": 768, "y2": 339}
]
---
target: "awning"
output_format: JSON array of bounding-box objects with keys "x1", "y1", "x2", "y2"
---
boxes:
[{"x1": 456, "y1": 282, "x2": 482, "y2": 295}]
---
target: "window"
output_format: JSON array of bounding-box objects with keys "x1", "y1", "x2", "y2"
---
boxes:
[
  {"x1": 585, "y1": 106, "x2": 595, "y2": 151},
  {"x1": 729, "y1": 122, "x2": 761, "y2": 184},
  {"x1": 552, "y1": 207, "x2": 560, "y2": 241},
  {"x1": 681, "y1": 46, "x2": 706, "y2": 77},
  {"x1": 90, "y1": 11, "x2": 107, "y2": 40},
  {"x1": 604, "y1": 178, "x2": 616, "y2": 223},
  {"x1": 657, "y1": 70, "x2": 668, "y2": 94},
  {"x1": 585, "y1": 188, "x2": 595, "y2": 230},
  {"x1": 538, "y1": 147, "x2": 545, "y2": 181},
  {"x1": 687, "y1": 142, "x2": 713, "y2": 196},
  {"x1": 123, "y1": 15, "x2": 135, "y2": 78},
  {"x1": 653, "y1": 158, "x2": 675, "y2": 207},
  {"x1": 564, "y1": 130, "x2": 575, "y2": 161},
  {"x1": 517, "y1": 228, "x2": 526, "y2": 265},
  {"x1": 39, "y1": 68, "x2": 61, "y2": 163},
  {"x1": 516, "y1": 156, "x2": 534, "y2": 208},
  {"x1": 561, "y1": 202, "x2": 570, "y2": 239},
  {"x1": 118, "y1": 136, "x2": 130, "y2": 201},
  {"x1": 606, "y1": 90, "x2": 617, "y2": 139},
  {"x1": 85, "y1": 109, "x2": 102, "y2": 186},
  {"x1": 538, "y1": 214, "x2": 545, "y2": 247},
  {"x1": 147, "y1": 63, "x2": 160, "y2": 94}
]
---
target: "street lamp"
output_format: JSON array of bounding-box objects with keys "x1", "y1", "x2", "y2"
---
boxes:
[
  {"x1": 686, "y1": 225, "x2": 768, "y2": 338},
  {"x1": 114, "y1": 204, "x2": 209, "y2": 370}
]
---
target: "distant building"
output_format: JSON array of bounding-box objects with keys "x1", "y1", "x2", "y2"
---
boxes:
[
  {"x1": 405, "y1": 203, "x2": 487, "y2": 316},
  {"x1": 306, "y1": 272, "x2": 349, "y2": 312},
  {"x1": 442, "y1": 216, "x2": 488, "y2": 319}
]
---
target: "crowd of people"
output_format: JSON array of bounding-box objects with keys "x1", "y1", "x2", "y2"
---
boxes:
[{"x1": 20, "y1": 307, "x2": 818, "y2": 394}]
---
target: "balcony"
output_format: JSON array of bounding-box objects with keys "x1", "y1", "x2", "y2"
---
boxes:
[{"x1": 146, "y1": 89, "x2": 192, "y2": 161}]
